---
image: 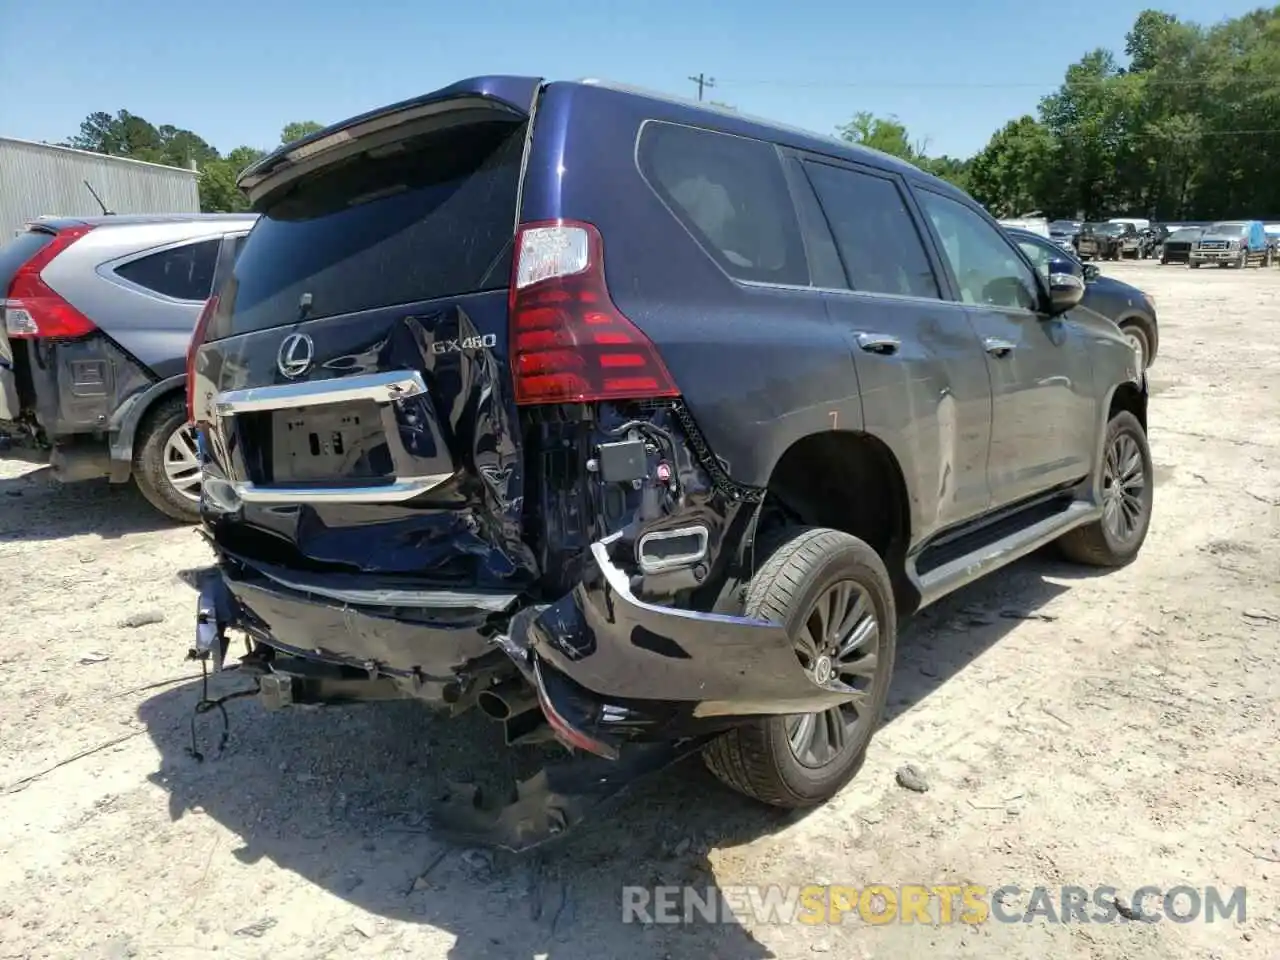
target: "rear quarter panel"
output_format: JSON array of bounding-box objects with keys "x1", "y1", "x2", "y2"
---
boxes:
[
  {"x1": 520, "y1": 83, "x2": 862, "y2": 488},
  {"x1": 40, "y1": 221, "x2": 242, "y2": 377}
]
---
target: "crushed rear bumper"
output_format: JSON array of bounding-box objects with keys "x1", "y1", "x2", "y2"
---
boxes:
[{"x1": 199, "y1": 532, "x2": 835, "y2": 743}]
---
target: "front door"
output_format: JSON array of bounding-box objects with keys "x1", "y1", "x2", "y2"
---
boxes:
[{"x1": 913, "y1": 190, "x2": 1097, "y2": 509}]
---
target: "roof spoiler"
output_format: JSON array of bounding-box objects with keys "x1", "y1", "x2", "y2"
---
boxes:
[{"x1": 238, "y1": 76, "x2": 542, "y2": 205}]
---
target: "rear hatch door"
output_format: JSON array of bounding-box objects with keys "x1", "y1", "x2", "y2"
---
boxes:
[{"x1": 193, "y1": 77, "x2": 542, "y2": 597}]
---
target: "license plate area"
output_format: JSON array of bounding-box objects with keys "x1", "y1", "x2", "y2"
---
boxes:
[
  {"x1": 209, "y1": 370, "x2": 456, "y2": 504},
  {"x1": 237, "y1": 399, "x2": 394, "y2": 485}
]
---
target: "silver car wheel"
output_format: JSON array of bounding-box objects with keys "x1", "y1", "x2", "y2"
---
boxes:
[{"x1": 162, "y1": 424, "x2": 203, "y2": 503}]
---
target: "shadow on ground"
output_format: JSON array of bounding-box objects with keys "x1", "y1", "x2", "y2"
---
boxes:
[
  {"x1": 0, "y1": 467, "x2": 180, "y2": 542},
  {"x1": 137, "y1": 549, "x2": 1095, "y2": 959}
]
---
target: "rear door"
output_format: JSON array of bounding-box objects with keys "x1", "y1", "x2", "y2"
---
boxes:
[
  {"x1": 193, "y1": 82, "x2": 540, "y2": 589},
  {"x1": 792, "y1": 155, "x2": 995, "y2": 540}
]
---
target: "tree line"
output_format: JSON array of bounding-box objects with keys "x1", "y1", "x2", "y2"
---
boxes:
[
  {"x1": 61, "y1": 6, "x2": 1278, "y2": 222},
  {"x1": 887, "y1": 6, "x2": 1280, "y2": 222},
  {"x1": 62, "y1": 112, "x2": 323, "y2": 213}
]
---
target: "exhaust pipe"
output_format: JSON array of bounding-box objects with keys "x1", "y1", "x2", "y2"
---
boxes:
[{"x1": 478, "y1": 679, "x2": 539, "y2": 722}]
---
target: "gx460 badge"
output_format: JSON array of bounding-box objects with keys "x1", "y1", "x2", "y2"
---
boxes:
[{"x1": 430, "y1": 334, "x2": 497, "y2": 355}]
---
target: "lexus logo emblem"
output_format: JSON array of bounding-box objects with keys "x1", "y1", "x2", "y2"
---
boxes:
[{"x1": 277, "y1": 333, "x2": 315, "y2": 379}]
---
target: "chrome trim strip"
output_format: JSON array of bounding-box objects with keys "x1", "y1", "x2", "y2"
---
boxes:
[
  {"x1": 214, "y1": 370, "x2": 427, "y2": 415},
  {"x1": 591, "y1": 534, "x2": 777, "y2": 630},
  {"x1": 636, "y1": 524, "x2": 709, "y2": 574},
  {"x1": 254, "y1": 571, "x2": 518, "y2": 611},
  {"x1": 233, "y1": 474, "x2": 451, "y2": 504}
]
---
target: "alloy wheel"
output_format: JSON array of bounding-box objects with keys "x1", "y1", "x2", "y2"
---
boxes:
[
  {"x1": 162, "y1": 424, "x2": 203, "y2": 504},
  {"x1": 785, "y1": 580, "x2": 883, "y2": 769},
  {"x1": 1102, "y1": 431, "x2": 1147, "y2": 544}
]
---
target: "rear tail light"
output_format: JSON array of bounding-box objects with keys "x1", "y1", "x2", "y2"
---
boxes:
[
  {"x1": 509, "y1": 220, "x2": 679, "y2": 405},
  {"x1": 186, "y1": 294, "x2": 219, "y2": 422},
  {"x1": 3, "y1": 226, "x2": 96, "y2": 339}
]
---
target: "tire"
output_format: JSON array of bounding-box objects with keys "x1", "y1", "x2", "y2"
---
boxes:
[
  {"x1": 132, "y1": 394, "x2": 203, "y2": 523},
  {"x1": 1119, "y1": 320, "x2": 1151, "y2": 372},
  {"x1": 1057, "y1": 410, "x2": 1153, "y2": 567},
  {"x1": 1190, "y1": 261, "x2": 1200, "y2": 269},
  {"x1": 702, "y1": 527, "x2": 897, "y2": 808}
]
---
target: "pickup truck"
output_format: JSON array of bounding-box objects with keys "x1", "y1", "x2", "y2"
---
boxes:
[
  {"x1": 1190, "y1": 220, "x2": 1273, "y2": 268},
  {"x1": 1077, "y1": 222, "x2": 1138, "y2": 261}
]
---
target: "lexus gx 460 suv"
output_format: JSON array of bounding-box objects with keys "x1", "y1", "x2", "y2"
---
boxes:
[{"x1": 188, "y1": 77, "x2": 1152, "y2": 849}]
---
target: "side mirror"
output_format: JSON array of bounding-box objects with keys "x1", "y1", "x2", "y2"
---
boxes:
[
  {"x1": 1082, "y1": 263, "x2": 1100, "y2": 282},
  {"x1": 1046, "y1": 259, "x2": 1085, "y2": 315}
]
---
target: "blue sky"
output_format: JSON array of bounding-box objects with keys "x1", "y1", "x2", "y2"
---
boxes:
[{"x1": 0, "y1": 0, "x2": 1262, "y2": 159}]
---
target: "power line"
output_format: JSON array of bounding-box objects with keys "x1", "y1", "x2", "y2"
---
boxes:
[
  {"x1": 715, "y1": 75, "x2": 1280, "y2": 90},
  {"x1": 688, "y1": 73, "x2": 716, "y2": 101}
]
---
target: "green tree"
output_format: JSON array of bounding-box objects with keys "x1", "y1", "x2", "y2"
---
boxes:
[
  {"x1": 966, "y1": 116, "x2": 1056, "y2": 216},
  {"x1": 281, "y1": 121, "x2": 324, "y2": 145},
  {"x1": 838, "y1": 111, "x2": 924, "y2": 162},
  {"x1": 921, "y1": 155, "x2": 972, "y2": 191},
  {"x1": 156, "y1": 125, "x2": 219, "y2": 170},
  {"x1": 198, "y1": 146, "x2": 267, "y2": 213},
  {"x1": 961, "y1": 6, "x2": 1280, "y2": 220}
]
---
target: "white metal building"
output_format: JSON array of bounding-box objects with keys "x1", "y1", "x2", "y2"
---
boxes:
[{"x1": 0, "y1": 137, "x2": 200, "y2": 238}]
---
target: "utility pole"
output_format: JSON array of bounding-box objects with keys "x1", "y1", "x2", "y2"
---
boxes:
[{"x1": 688, "y1": 73, "x2": 716, "y2": 101}]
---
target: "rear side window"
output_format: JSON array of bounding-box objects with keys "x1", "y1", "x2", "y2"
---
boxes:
[
  {"x1": 801, "y1": 162, "x2": 940, "y2": 299},
  {"x1": 217, "y1": 119, "x2": 526, "y2": 337},
  {"x1": 638, "y1": 122, "x2": 808, "y2": 286},
  {"x1": 116, "y1": 238, "x2": 220, "y2": 301}
]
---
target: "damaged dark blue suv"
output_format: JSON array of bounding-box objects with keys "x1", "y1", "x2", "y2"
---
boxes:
[{"x1": 188, "y1": 76, "x2": 1152, "y2": 849}]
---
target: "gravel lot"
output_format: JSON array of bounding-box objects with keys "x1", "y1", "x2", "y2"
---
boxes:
[{"x1": 1, "y1": 260, "x2": 1277, "y2": 960}]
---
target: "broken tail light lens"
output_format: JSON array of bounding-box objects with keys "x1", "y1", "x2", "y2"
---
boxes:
[
  {"x1": 4, "y1": 226, "x2": 97, "y2": 339},
  {"x1": 509, "y1": 220, "x2": 679, "y2": 405}
]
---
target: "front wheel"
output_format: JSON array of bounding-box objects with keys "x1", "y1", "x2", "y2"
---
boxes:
[
  {"x1": 1119, "y1": 321, "x2": 1151, "y2": 373},
  {"x1": 1057, "y1": 410, "x2": 1153, "y2": 567},
  {"x1": 132, "y1": 395, "x2": 203, "y2": 523},
  {"x1": 702, "y1": 527, "x2": 896, "y2": 808}
]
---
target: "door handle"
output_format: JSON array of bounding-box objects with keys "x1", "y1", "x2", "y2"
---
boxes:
[
  {"x1": 984, "y1": 337, "x2": 1016, "y2": 358},
  {"x1": 856, "y1": 333, "x2": 901, "y2": 355}
]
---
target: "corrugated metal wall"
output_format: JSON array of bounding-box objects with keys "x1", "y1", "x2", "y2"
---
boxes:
[{"x1": 0, "y1": 137, "x2": 201, "y2": 238}]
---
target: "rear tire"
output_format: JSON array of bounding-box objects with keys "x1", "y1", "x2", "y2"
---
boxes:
[
  {"x1": 1057, "y1": 410, "x2": 1152, "y2": 567},
  {"x1": 702, "y1": 527, "x2": 896, "y2": 808},
  {"x1": 132, "y1": 395, "x2": 202, "y2": 524}
]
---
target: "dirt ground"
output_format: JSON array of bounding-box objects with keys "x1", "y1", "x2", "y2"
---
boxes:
[{"x1": 1, "y1": 259, "x2": 1277, "y2": 960}]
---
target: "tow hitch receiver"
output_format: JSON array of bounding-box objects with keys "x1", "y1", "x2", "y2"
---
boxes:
[{"x1": 429, "y1": 738, "x2": 709, "y2": 853}]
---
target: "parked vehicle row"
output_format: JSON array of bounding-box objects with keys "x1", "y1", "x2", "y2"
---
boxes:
[{"x1": 1038, "y1": 215, "x2": 1280, "y2": 269}]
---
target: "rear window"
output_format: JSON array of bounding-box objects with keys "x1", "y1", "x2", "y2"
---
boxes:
[
  {"x1": 0, "y1": 229, "x2": 54, "y2": 291},
  {"x1": 212, "y1": 119, "x2": 527, "y2": 338},
  {"x1": 637, "y1": 121, "x2": 808, "y2": 286}
]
